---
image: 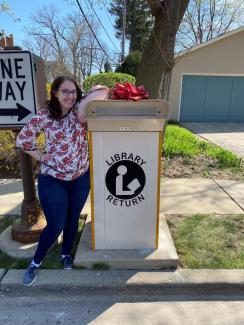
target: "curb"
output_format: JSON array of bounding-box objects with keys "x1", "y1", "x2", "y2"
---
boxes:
[{"x1": 1, "y1": 269, "x2": 244, "y2": 296}]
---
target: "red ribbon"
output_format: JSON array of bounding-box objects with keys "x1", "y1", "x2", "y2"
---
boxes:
[{"x1": 110, "y1": 82, "x2": 149, "y2": 101}]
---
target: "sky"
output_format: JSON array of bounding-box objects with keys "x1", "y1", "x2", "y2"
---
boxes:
[{"x1": 0, "y1": 0, "x2": 124, "y2": 58}]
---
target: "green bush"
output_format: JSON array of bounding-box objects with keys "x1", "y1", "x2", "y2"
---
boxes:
[
  {"x1": 46, "y1": 83, "x2": 51, "y2": 99},
  {"x1": 0, "y1": 130, "x2": 18, "y2": 175},
  {"x1": 83, "y1": 72, "x2": 135, "y2": 93},
  {"x1": 0, "y1": 130, "x2": 45, "y2": 178},
  {"x1": 115, "y1": 51, "x2": 142, "y2": 77}
]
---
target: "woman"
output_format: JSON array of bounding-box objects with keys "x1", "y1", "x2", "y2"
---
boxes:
[{"x1": 16, "y1": 76, "x2": 109, "y2": 286}]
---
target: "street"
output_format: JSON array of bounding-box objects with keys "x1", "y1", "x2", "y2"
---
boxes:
[{"x1": 1, "y1": 293, "x2": 244, "y2": 325}]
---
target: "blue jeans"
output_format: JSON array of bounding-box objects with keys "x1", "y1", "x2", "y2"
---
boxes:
[{"x1": 34, "y1": 170, "x2": 90, "y2": 264}]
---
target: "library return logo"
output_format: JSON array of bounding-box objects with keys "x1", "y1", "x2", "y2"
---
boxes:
[{"x1": 105, "y1": 153, "x2": 146, "y2": 207}]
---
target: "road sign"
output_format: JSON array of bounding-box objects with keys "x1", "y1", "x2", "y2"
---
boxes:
[{"x1": 0, "y1": 50, "x2": 37, "y2": 128}]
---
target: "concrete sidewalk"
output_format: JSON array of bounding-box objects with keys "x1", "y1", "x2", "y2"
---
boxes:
[
  {"x1": 1, "y1": 269, "x2": 244, "y2": 297},
  {"x1": 1, "y1": 177, "x2": 244, "y2": 216},
  {"x1": 0, "y1": 178, "x2": 244, "y2": 297},
  {"x1": 0, "y1": 178, "x2": 91, "y2": 216},
  {"x1": 160, "y1": 178, "x2": 244, "y2": 214}
]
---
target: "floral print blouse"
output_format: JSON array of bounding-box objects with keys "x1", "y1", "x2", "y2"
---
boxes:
[{"x1": 16, "y1": 106, "x2": 89, "y2": 181}]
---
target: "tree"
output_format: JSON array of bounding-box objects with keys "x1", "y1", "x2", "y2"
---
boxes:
[
  {"x1": 0, "y1": 1, "x2": 14, "y2": 17},
  {"x1": 176, "y1": 0, "x2": 244, "y2": 52},
  {"x1": 25, "y1": 5, "x2": 108, "y2": 83},
  {"x1": 136, "y1": 0, "x2": 190, "y2": 99},
  {"x1": 104, "y1": 60, "x2": 113, "y2": 72},
  {"x1": 0, "y1": 0, "x2": 20, "y2": 29},
  {"x1": 116, "y1": 50, "x2": 142, "y2": 76},
  {"x1": 23, "y1": 37, "x2": 52, "y2": 62},
  {"x1": 109, "y1": 0, "x2": 154, "y2": 52}
]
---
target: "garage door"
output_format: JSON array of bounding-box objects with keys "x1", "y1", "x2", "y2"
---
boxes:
[{"x1": 180, "y1": 75, "x2": 244, "y2": 122}]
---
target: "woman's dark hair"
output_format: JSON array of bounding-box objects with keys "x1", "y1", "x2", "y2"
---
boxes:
[{"x1": 46, "y1": 76, "x2": 82, "y2": 120}]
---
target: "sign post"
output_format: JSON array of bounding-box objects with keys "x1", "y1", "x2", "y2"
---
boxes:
[{"x1": 0, "y1": 49, "x2": 46, "y2": 243}]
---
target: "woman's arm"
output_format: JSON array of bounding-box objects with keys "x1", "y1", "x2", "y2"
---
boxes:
[
  {"x1": 16, "y1": 109, "x2": 47, "y2": 161},
  {"x1": 77, "y1": 85, "x2": 109, "y2": 123},
  {"x1": 23, "y1": 150, "x2": 43, "y2": 162},
  {"x1": 22, "y1": 150, "x2": 51, "y2": 163}
]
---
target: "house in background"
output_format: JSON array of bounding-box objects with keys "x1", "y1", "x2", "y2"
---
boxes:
[
  {"x1": 0, "y1": 31, "x2": 14, "y2": 48},
  {"x1": 169, "y1": 26, "x2": 244, "y2": 122}
]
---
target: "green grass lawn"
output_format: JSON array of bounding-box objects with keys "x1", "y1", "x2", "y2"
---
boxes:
[
  {"x1": 1, "y1": 214, "x2": 243, "y2": 269},
  {"x1": 166, "y1": 214, "x2": 244, "y2": 269},
  {"x1": 0, "y1": 215, "x2": 85, "y2": 269},
  {"x1": 0, "y1": 124, "x2": 241, "y2": 171},
  {"x1": 0, "y1": 125, "x2": 242, "y2": 177},
  {"x1": 164, "y1": 124, "x2": 242, "y2": 170},
  {"x1": 1, "y1": 126, "x2": 244, "y2": 270}
]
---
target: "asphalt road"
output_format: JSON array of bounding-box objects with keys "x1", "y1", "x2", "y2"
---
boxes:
[{"x1": 1, "y1": 294, "x2": 244, "y2": 325}]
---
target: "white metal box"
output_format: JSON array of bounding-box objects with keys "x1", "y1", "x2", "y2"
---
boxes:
[{"x1": 86, "y1": 100, "x2": 171, "y2": 249}]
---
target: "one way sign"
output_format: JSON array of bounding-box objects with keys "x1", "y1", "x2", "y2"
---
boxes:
[{"x1": 0, "y1": 50, "x2": 37, "y2": 128}]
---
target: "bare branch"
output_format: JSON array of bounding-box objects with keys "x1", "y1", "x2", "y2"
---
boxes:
[{"x1": 176, "y1": 0, "x2": 244, "y2": 52}]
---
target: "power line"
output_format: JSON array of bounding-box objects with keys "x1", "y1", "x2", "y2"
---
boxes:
[
  {"x1": 101, "y1": 0, "x2": 127, "y2": 64},
  {"x1": 101, "y1": 0, "x2": 115, "y2": 30},
  {"x1": 85, "y1": 0, "x2": 119, "y2": 51},
  {"x1": 74, "y1": 0, "x2": 118, "y2": 65}
]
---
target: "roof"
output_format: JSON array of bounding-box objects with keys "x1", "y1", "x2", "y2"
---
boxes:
[{"x1": 176, "y1": 26, "x2": 244, "y2": 58}]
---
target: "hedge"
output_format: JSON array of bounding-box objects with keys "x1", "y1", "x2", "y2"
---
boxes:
[{"x1": 82, "y1": 72, "x2": 135, "y2": 93}]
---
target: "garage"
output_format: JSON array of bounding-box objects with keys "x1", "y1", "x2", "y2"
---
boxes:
[
  {"x1": 180, "y1": 75, "x2": 244, "y2": 122},
  {"x1": 169, "y1": 26, "x2": 244, "y2": 122}
]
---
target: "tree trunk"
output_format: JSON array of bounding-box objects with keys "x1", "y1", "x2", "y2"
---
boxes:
[
  {"x1": 136, "y1": 0, "x2": 190, "y2": 99},
  {"x1": 136, "y1": 15, "x2": 174, "y2": 99}
]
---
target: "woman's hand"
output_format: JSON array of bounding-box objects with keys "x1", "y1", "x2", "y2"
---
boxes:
[
  {"x1": 91, "y1": 85, "x2": 109, "y2": 92},
  {"x1": 77, "y1": 85, "x2": 109, "y2": 123}
]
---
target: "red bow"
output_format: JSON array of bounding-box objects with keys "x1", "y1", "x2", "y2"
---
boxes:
[{"x1": 110, "y1": 82, "x2": 149, "y2": 101}]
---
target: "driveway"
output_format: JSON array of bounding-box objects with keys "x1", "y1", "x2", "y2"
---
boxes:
[{"x1": 181, "y1": 122, "x2": 244, "y2": 159}]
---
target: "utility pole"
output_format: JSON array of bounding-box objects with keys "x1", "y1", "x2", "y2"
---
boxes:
[{"x1": 121, "y1": 0, "x2": 126, "y2": 62}]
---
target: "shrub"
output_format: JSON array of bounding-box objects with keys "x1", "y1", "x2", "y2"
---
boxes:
[
  {"x1": 46, "y1": 83, "x2": 51, "y2": 99},
  {"x1": 83, "y1": 72, "x2": 135, "y2": 93},
  {"x1": 115, "y1": 51, "x2": 142, "y2": 77},
  {"x1": 0, "y1": 130, "x2": 45, "y2": 178}
]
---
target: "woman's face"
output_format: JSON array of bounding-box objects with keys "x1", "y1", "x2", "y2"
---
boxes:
[{"x1": 54, "y1": 80, "x2": 77, "y2": 112}]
